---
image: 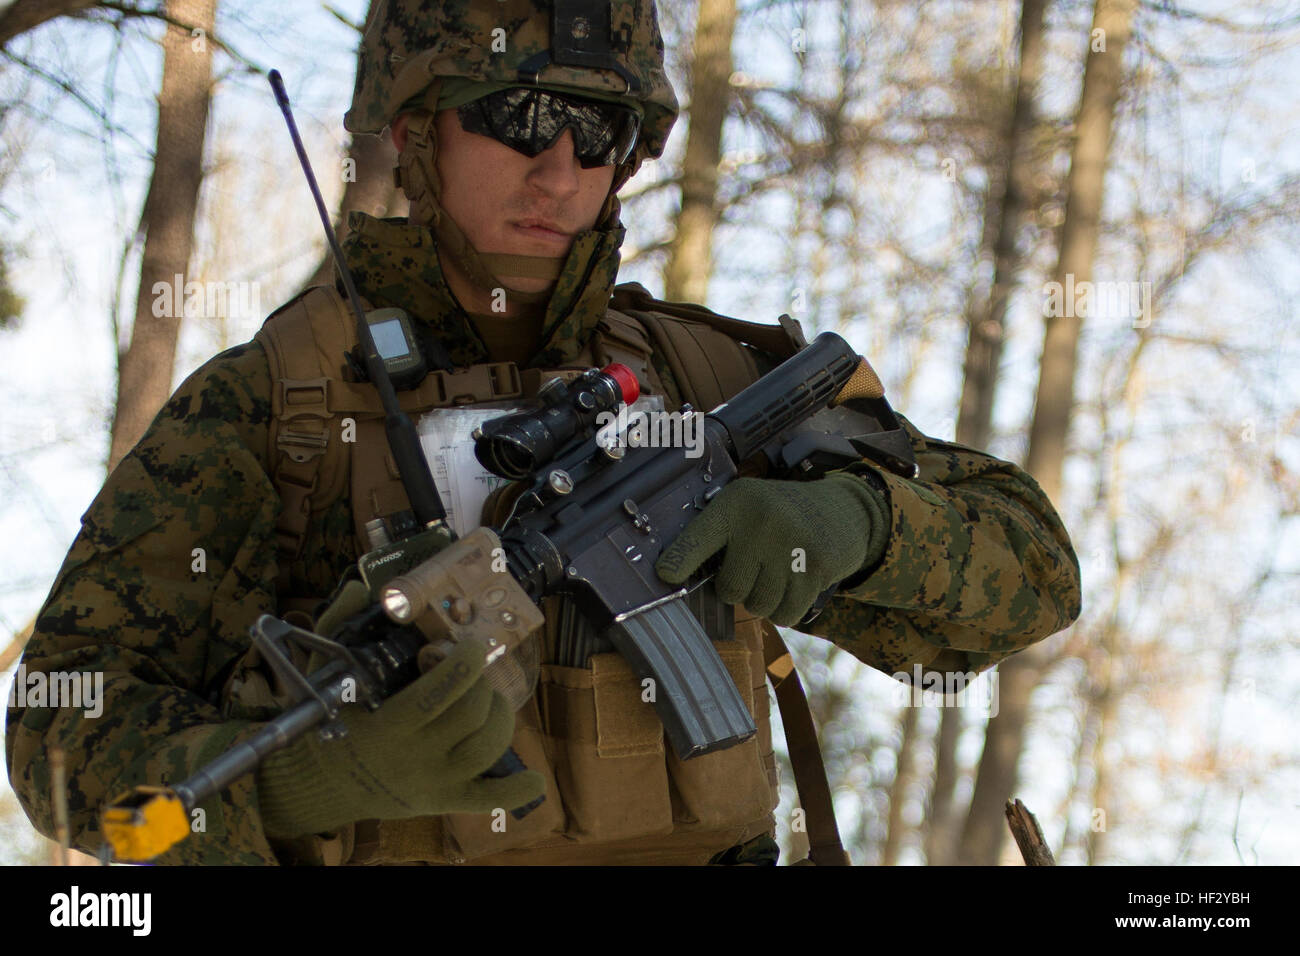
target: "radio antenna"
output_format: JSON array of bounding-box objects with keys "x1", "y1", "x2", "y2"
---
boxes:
[{"x1": 269, "y1": 69, "x2": 446, "y2": 529}]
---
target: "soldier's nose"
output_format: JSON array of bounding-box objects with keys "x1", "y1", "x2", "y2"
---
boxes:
[{"x1": 527, "y1": 129, "x2": 582, "y2": 197}]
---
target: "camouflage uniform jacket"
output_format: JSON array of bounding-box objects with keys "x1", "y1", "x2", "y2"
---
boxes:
[{"x1": 5, "y1": 215, "x2": 1082, "y2": 864}]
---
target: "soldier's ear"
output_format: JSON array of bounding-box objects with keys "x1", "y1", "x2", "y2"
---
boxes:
[{"x1": 391, "y1": 113, "x2": 409, "y2": 152}]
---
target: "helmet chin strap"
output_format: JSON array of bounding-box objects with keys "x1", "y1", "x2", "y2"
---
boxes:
[{"x1": 396, "y1": 105, "x2": 606, "y2": 308}]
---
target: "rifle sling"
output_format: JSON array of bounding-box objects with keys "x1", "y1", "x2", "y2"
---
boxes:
[{"x1": 763, "y1": 622, "x2": 851, "y2": 866}]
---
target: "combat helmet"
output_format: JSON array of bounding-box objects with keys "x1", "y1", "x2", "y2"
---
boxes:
[{"x1": 345, "y1": 0, "x2": 677, "y2": 177}]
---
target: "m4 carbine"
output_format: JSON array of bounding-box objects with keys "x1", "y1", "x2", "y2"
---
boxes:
[
  {"x1": 462, "y1": 330, "x2": 916, "y2": 759},
  {"x1": 100, "y1": 330, "x2": 915, "y2": 861}
]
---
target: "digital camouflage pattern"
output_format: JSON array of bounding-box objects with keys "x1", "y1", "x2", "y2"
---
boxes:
[
  {"x1": 804, "y1": 425, "x2": 1082, "y2": 676},
  {"x1": 345, "y1": 0, "x2": 679, "y2": 177},
  {"x1": 5, "y1": 340, "x2": 299, "y2": 864},
  {"x1": 342, "y1": 212, "x2": 625, "y2": 369},
  {"x1": 4, "y1": 214, "x2": 1081, "y2": 860}
]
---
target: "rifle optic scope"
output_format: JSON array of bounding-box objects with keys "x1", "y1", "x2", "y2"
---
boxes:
[{"x1": 474, "y1": 363, "x2": 638, "y2": 480}]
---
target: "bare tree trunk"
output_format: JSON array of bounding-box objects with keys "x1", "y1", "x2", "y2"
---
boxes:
[
  {"x1": 957, "y1": 0, "x2": 1135, "y2": 866},
  {"x1": 662, "y1": 0, "x2": 736, "y2": 304},
  {"x1": 924, "y1": 705, "x2": 961, "y2": 865},
  {"x1": 956, "y1": 0, "x2": 1047, "y2": 452},
  {"x1": 1026, "y1": 0, "x2": 1134, "y2": 500},
  {"x1": 107, "y1": 0, "x2": 216, "y2": 471},
  {"x1": 930, "y1": 0, "x2": 1050, "y2": 866},
  {"x1": 956, "y1": 646, "x2": 1047, "y2": 864},
  {"x1": 1059, "y1": 684, "x2": 1097, "y2": 860},
  {"x1": 882, "y1": 703, "x2": 920, "y2": 865},
  {"x1": 1083, "y1": 356, "x2": 1144, "y2": 863},
  {"x1": 1083, "y1": 636, "x2": 1118, "y2": 864},
  {"x1": 301, "y1": 129, "x2": 406, "y2": 291}
]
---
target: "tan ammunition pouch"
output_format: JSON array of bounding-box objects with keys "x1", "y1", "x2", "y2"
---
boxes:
[{"x1": 231, "y1": 281, "x2": 847, "y2": 865}]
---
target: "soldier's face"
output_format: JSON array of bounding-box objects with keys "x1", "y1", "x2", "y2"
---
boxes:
[{"x1": 414, "y1": 108, "x2": 616, "y2": 294}]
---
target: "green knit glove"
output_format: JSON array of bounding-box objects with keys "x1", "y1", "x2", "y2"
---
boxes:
[
  {"x1": 256, "y1": 639, "x2": 545, "y2": 839},
  {"x1": 656, "y1": 473, "x2": 890, "y2": 626}
]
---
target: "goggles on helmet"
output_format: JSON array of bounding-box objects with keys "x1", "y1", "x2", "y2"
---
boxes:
[{"x1": 456, "y1": 87, "x2": 642, "y2": 169}]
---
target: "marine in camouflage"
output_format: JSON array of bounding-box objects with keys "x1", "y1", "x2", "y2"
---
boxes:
[
  {"x1": 4, "y1": 235, "x2": 1081, "y2": 861},
  {"x1": 5, "y1": 0, "x2": 1081, "y2": 864}
]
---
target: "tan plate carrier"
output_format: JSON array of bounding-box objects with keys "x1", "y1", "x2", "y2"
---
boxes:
[{"x1": 249, "y1": 280, "x2": 850, "y2": 866}]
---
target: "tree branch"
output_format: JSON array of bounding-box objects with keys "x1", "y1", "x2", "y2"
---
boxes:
[
  {"x1": 0, "y1": 0, "x2": 100, "y2": 48},
  {"x1": 88, "y1": 1, "x2": 263, "y2": 74},
  {"x1": 1140, "y1": 1, "x2": 1300, "y2": 34},
  {"x1": 1005, "y1": 799, "x2": 1056, "y2": 865}
]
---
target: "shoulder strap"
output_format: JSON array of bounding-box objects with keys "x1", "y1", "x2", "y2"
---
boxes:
[
  {"x1": 592, "y1": 308, "x2": 660, "y2": 396},
  {"x1": 762, "y1": 623, "x2": 851, "y2": 866},
  {"x1": 609, "y1": 281, "x2": 807, "y2": 412},
  {"x1": 255, "y1": 287, "x2": 356, "y2": 591},
  {"x1": 610, "y1": 281, "x2": 807, "y2": 356}
]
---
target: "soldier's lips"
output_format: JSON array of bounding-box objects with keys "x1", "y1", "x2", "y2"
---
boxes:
[{"x1": 511, "y1": 220, "x2": 572, "y2": 247}]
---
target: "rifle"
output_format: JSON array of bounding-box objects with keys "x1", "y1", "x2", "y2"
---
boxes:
[
  {"x1": 467, "y1": 332, "x2": 917, "y2": 758},
  {"x1": 101, "y1": 329, "x2": 915, "y2": 860}
]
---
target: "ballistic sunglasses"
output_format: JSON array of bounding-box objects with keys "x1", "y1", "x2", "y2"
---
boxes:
[{"x1": 457, "y1": 87, "x2": 642, "y2": 169}]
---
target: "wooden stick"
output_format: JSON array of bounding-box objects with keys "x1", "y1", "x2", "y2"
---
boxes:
[
  {"x1": 50, "y1": 746, "x2": 70, "y2": 866},
  {"x1": 0, "y1": 615, "x2": 35, "y2": 672},
  {"x1": 1006, "y1": 798, "x2": 1056, "y2": 866}
]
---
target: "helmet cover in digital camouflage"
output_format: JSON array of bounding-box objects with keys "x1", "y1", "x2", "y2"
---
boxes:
[{"x1": 345, "y1": 0, "x2": 678, "y2": 173}]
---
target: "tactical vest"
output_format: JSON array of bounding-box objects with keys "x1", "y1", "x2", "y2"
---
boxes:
[{"x1": 233, "y1": 281, "x2": 847, "y2": 866}]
